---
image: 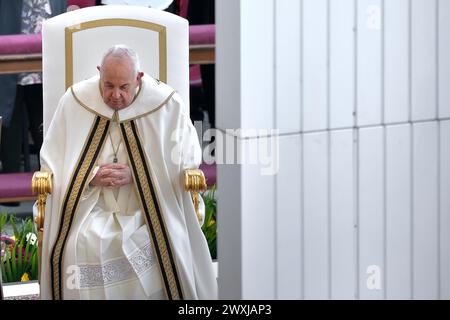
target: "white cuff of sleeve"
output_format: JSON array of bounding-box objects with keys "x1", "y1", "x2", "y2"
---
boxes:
[{"x1": 82, "y1": 166, "x2": 100, "y2": 200}]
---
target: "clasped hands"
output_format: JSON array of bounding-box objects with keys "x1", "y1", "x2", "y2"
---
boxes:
[{"x1": 90, "y1": 163, "x2": 132, "y2": 188}]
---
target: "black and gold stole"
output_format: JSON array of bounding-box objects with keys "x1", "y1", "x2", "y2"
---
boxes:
[
  {"x1": 50, "y1": 115, "x2": 110, "y2": 300},
  {"x1": 120, "y1": 120, "x2": 184, "y2": 300}
]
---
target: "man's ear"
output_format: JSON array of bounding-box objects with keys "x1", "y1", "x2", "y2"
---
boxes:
[
  {"x1": 136, "y1": 72, "x2": 144, "y2": 81},
  {"x1": 97, "y1": 66, "x2": 101, "y2": 72}
]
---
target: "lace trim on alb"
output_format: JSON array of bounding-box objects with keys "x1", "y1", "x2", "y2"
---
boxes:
[{"x1": 78, "y1": 243, "x2": 156, "y2": 288}]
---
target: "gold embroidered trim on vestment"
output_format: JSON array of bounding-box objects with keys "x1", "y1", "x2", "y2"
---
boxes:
[
  {"x1": 70, "y1": 86, "x2": 175, "y2": 122},
  {"x1": 120, "y1": 120, "x2": 184, "y2": 300},
  {"x1": 123, "y1": 90, "x2": 176, "y2": 122},
  {"x1": 50, "y1": 116, "x2": 110, "y2": 300}
]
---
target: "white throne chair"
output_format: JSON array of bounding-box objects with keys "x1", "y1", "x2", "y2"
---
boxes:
[{"x1": 32, "y1": 5, "x2": 207, "y2": 283}]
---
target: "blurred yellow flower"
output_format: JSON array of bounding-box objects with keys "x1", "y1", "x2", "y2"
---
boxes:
[{"x1": 21, "y1": 273, "x2": 30, "y2": 282}]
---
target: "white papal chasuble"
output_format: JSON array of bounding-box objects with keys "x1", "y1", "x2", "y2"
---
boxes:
[{"x1": 38, "y1": 74, "x2": 217, "y2": 300}]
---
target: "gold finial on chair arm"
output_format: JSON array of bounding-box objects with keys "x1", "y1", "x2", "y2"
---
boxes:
[
  {"x1": 184, "y1": 169, "x2": 207, "y2": 223},
  {"x1": 184, "y1": 169, "x2": 207, "y2": 193},
  {"x1": 31, "y1": 171, "x2": 52, "y2": 283},
  {"x1": 31, "y1": 171, "x2": 53, "y2": 231}
]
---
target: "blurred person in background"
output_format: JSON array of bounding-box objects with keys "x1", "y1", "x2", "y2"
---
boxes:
[{"x1": 0, "y1": 0, "x2": 67, "y2": 179}]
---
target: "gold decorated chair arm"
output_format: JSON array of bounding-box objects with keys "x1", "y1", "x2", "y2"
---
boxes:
[
  {"x1": 31, "y1": 171, "x2": 52, "y2": 282},
  {"x1": 184, "y1": 169, "x2": 207, "y2": 224}
]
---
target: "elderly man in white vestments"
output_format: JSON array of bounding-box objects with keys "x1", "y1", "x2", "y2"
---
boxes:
[{"x1": 37, "y1": 45, "x2": 218, "y2": 300}]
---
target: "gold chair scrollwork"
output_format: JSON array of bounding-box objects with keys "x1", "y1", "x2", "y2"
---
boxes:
[
  {"x1": 31, "y1": 171, "x2": 52, "y2": 282},
  {"x1": 184, "y1": 169, "x2": 207, "y2": 224}
]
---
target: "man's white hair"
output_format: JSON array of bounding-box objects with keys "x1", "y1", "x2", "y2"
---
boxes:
[{"x1": 100, "y1": 44, "x2": 141, "y2": 76}]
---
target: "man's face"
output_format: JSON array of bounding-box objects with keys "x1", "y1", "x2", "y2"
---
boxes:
[{"x1": 98, "y1": 57, "x2": 143, "y2": 110}]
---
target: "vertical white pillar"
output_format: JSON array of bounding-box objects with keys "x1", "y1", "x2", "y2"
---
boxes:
[{"x1": 216, "y1": 0, "x2": 450, "y2": 300}]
